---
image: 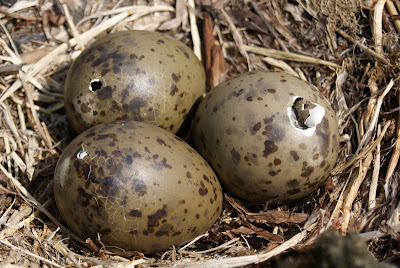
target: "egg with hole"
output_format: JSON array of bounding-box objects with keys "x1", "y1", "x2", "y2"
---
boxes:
[
  {"x1": 64, "y1": 30, "x2": 205, "y2": 133},
  {"x1": 192, "y1": 70, "x2": 339, "y2": 204},
  {"x1": 53, "y1": 120, "x2": 222, "y2": 254}
]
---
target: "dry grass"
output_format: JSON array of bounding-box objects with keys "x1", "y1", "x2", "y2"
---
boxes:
[{"x1": 0, "y1": 0, "x2": 399, "y2": 267}]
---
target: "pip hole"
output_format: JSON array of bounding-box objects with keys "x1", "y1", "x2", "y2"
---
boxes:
[{"x1": 90, "y1": 79, "x2": 103, "y2": 92}]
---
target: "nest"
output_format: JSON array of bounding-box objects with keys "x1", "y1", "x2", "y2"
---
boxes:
[{"x1": 0, "y1": 0, "x2": 399, "y2": 267}]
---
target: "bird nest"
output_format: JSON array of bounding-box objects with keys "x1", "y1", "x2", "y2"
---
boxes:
[{"x1": 0, "y1": 0, "x2": 399, "y2": 267}]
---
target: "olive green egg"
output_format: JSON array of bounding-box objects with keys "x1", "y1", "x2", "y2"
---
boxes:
[
  {"x1": 192, "y1": 71, "x2": 340, "y2": 204},
  {"x1": 53, "y1": 121, "x2": 222, "y2": 254},
  {"x1": 64, "y1": 30, "x2": 205, "y2": 133}
]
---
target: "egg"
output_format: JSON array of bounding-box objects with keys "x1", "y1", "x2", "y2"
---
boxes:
[
  {"x1": 53, "y1": 121, "x2": 222, "y2": 254},
  {"x1": 64, "y1": 30, "x2": 205, "y2": 134},
  {"x1": 192, "y1": 71, "x2": 340, "y2": 204}
]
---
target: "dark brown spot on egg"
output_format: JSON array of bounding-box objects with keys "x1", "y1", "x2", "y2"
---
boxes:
[
  {"x1": 101, "y1": 228, "x2": 112, "y2": 235},
  {"x1": 263, "y1": 140, "x2": 278, "y2": 158},
  {"x1": 147, "y1": 205, "x2": 167, "y2": 228},
  {"x1": 269, "y1": 171, "x2": 277, "y2": 176},
  {"x1": 287, "y1": 189, "x2": 300, "y2": 195},
  {"x1": 170, "y1": 84, "x2": 178, "y2": 96},
  {"x1": 319, "y1": 160, "x2": 326, "y2": 168},
  {"x1": 286, "y1": 179, "x2": 299, "y2": 188},
  {"x1": 301, "y1": 162, "x2": 314, "y2": 177},
  {"x1": 161, "y1": 158, "x2": 172, "y2": 169},
  {"x1": 155, "y1": 230, "x2": 168, "y2": 237},
  {"x1": 274, "y1": 158, "x2": 281, "y2": 165},
  {"x1": 251, "y1": 122, "x2": 261, "y2": 135},
  {"x1": 267, "y1": 88, "x2": 276, "y2": 93},
  {"x1": 157, "y1": 138, "x2": 166, "y2": 146},
  {"x1": 77, "y1": 187, "x2": 92, "y2": 207},
  {"x1": 80, "y1": 103, "x2": 90, "y2": 113},
  {"x1": 262, "y1": 125, "x2": 273, "y2": 135},
  {"x1": 97, "y1": 86, "x2": 113, "y2": 101},
  {"x1": 186, "y1": 171, "x2": 192, "y2": 178},
  {"x1": 172, "y1": 73, "x2": 180, "y2": 82},
  {"x1": 172, "y1": 231, "x2": 182, "y2": 237},
  {"x1": 199, "y1": 181, "x2": 208, "y2": 196},
  {"x1": 133, "y1": 179, "x2": 147, "y2": 196},
  {"x1": 290, "y1": 150, "x2": 299, "y2": 161},
  {"x1": 308, "y1": 181, "x2": 319, "y2": 189},
  {"x1": 324, "y1": 164, "x2": 331, "y2": 172},
  {"x1": 246, "y1": 96, "x2": 253, "y2": 102},
  {"x1": 129, "y1": 209, "x2": 142, "y2": 217},
  {"x1": 112, "y1": 65, "x2": 121, "y2": 73},
  {"x1": 230, "y1": 148, "x2": 240, "y2": 164}
]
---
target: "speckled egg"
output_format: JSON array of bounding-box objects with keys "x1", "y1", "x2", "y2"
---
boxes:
[
  {"x1": 53, "y1": 121, "x2": 222, "y2": 254},
  {"x1": 192, "y1": 71, "x2": 339, "y2": 204},
  {"x1": 64, "y1": 30, "x2": 205, "y2": 134}
]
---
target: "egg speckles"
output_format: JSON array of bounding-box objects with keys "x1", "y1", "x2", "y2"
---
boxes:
[
  {"x1": 64, "y1": 30, "x2": 205, "y2": 133},
  {"x1": 192, "y1": 71, "x2": 340, "y2": 204},
  {"x1": 53, "y1": 121, "x2": 222, "y2": 254}
]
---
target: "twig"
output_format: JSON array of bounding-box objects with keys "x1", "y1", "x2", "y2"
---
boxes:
[
  {"x1": 336, "y1": 28, "x2": 390, "y2": 65},
  {"x1": 182, "y1": 238, "x2": 240, "y2": 254},
  {"x1": 372, "y1": 0, "x2": 386, "y2": 55},
  {"x1": 188, "y1": 0, "x2": 201, "y2": 61},
  {"x1": 61, "y1": 3, "x2": 84, "y2": 51},
  {"x1": 262, "y1": 57, "x2": 300, "y2": 78},
  {"x1": 340, "y1": 152, "x2": 374, "y2": 233},
  {"x1": 19, "y1": 71, "x2": 54, "y2": 152},
  {"x1": 386, "y1": 0, "x2": 400, "y2": 33},
  {"x1": 369, "y1": 124, "x2": 381, "y2": 211},
  {"x1": 242, "y1": 44, "x2": 339, "y2": 68},
  {"x1": 384, "y1": 87, "x2": 400, "y2": 200},
  {"x1": 334, "y1": 120, "x2": 391, "y2": 173},
  {"x1": 221, "y1": 8, "x2": 251, "y2": 70},
  {"x1": 356, "y1": 79, "x2": 394, "y2": 154}
]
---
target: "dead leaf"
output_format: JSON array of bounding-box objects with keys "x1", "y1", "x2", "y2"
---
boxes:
[
  {"x1": 246, "y1": 210, "x2": 309, "y2": 224},
  {"x1": 230, "y1": 226, "x2": 256, "y2": 235}
]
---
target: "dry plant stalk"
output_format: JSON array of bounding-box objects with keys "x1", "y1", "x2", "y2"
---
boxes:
[
  {"x1": 221, "y1": 8, "x2": 251, "y2": 70},
  {"x1": 384, "y1": 88, "x2": 400, "y2": 200}
]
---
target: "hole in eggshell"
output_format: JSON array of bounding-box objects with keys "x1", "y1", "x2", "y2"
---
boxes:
[
  {"x1": 89, "y1": 78, "x2": 103, "y2": 92},
  {"x1": 288, "y1": 97, "x2": 325, "y2": 136}
]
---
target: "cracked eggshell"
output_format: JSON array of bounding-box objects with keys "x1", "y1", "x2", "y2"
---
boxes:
[
  {"x1": 64, "y1": 30, "x2": 205, "y2": 134},
  {"x1": 192, "y1": 71, "x2": 340, "y2": 204},
  {"x1": 53, "y1": 121, "x2": 222, "y2": 254}
]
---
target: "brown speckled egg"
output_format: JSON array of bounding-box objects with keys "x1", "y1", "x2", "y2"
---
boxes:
[
  {"x1": 192, "y1": 71, "x2": 339, "y2": 204},
  {"x1": 53, "y1": 121, "x2": 222, "y2": 254},
  {"x1": 64, "y1": 30, "x2": 205, "y2": 134}
]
